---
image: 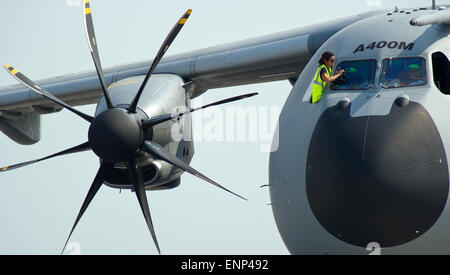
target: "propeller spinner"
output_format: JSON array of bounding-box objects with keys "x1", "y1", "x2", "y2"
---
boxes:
[{"x1": 2, "y1": 2, "x2": 257, "y2": 254}]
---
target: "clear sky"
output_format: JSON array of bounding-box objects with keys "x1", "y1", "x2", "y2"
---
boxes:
[{"x1": 0, "y1": 0, "x2": 436, "y2": 255}]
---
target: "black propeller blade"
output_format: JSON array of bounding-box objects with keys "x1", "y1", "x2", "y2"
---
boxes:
[
  {"x1": 143, "y1": 141, "x2": 247, "y2": 201},
  {"x1": 127, "y1": 158, "x2": 161, "y2": 254},
  {"x1": 3, "y1": 65, "x2": 94, "y2": 123},
  {"x1": 143, "y1": 92, "x2": 259, "y2": 128},
  {"x1": 128, "y1": 9, "x2": 192, "y2": 113},
  {"x1": 0, "y1": 141, "x2": 90, "y2": 173},
  {"x1": 83, "y1": 0, "x2": 114, "y2": 109},
  {"x1": 61, "y1": 161, "x2": 114, "y2": 254}
]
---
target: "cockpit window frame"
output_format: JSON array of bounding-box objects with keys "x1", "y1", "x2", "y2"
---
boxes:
[
  {"x1": 330, "y1": 59, "x2": 378, "y2": 91},
  {"x1": 379, "y1": 56, "x2": 428, "y2": 89}
]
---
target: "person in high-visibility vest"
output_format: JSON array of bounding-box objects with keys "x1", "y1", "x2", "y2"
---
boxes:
[{"x1": 312, "y1": 52, "x2": 345, "y2": 103}]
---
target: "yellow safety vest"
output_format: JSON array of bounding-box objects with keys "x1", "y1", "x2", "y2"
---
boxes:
[{"x1": 312, "y1": 65, "x2": 332, "y2": 103}]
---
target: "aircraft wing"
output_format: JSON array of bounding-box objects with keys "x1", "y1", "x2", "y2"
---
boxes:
[{"x1": 0, "y1": 10, "x2": 384, "y2": 144}]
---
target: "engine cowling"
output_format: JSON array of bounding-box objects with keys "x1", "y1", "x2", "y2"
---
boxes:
[{"x1": 103, "y1": 157, "x2": 177, "y2": 190}]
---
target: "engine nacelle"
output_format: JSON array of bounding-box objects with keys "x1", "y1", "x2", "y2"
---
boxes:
[
  {"x1": 103, "y1": 157, "x2": 179, "y2": 190},
  {"x1": 98, "y1": 73, "x2": 191, "y2": 191}
]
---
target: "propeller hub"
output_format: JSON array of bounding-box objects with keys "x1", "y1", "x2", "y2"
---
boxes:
[{"x1": 88, "y1": 108, "x2": 143, "y2": 162}]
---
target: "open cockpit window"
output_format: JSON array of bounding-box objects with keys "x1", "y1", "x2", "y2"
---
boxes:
[
  {"x1": 432, "y1": 52, "x2": 450, "y2": 95},
  {"x1": 331, "y1": 59, "x2": 377, "y2": 90},
  {"x1": 379, "y1": 57, "x2": 427, "y2": 89}
]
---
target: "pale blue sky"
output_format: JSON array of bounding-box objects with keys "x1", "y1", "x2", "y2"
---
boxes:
[{"x1": 0, "y1": 0, "x2": 434, "y2": 254}]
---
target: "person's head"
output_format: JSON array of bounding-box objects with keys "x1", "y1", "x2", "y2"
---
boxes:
[{"x1": 319, "y1": 51, "x2": 336, "y2": 68}]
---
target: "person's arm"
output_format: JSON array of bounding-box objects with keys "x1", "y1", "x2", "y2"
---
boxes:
[{"x1": 321, "y1": 69, "x2": 345, "y2": 83}]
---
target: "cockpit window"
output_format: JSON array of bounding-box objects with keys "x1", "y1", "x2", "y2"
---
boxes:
[
  {"x1": 331, "y1": 59, "x2": 377, "y2": 90},
  {"x1": 379, "y1": 57, "x2": 427, "y2": 89}
]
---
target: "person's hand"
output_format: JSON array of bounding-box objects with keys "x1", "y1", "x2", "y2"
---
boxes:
[{"x1": 338, "y1": 69, "x2": 345, "y2": 76}]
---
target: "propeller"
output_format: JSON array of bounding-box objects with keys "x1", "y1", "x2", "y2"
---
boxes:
[
  {"x1": 3, "y1": 65, "x2": 94, "y2": 123},
  {"x1": 143, "y1": 92, "x2": 258, "y2": 128},
  {"x1": 127, "y1": 158, "x2": 161, "y2": 254},
  {"x1": 143, "y1": 141, "x2": 247, "y2": 201},
  {"x1": 61, "y1": 161, "x2": 114, "y2": 255},
  {"x1": 83, "y1": 0, "x2": 114, "y2": 109},
  {"x1": 2, "y1": 5, "x2": 255, "y2": 254},
  {"x1": 0, "y1": 142, "x2": 90, "y2": 173},
  {"x1": 128, "y1": 9, "x2": 192, "y2": 113}
]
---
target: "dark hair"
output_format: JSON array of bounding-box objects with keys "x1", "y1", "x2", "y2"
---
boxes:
[{"x1": 319, "y1": 51, "x2": 334, "y2": 66}]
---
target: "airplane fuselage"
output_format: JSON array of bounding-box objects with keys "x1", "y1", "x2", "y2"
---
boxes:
[{"x1": 269, "y1": 8, "x2": 450, "y2": 254}]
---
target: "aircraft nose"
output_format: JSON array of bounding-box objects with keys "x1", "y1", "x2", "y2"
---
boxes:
[{"x1": 306, "y1": 101, "x2": 449, "y2": 248}]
